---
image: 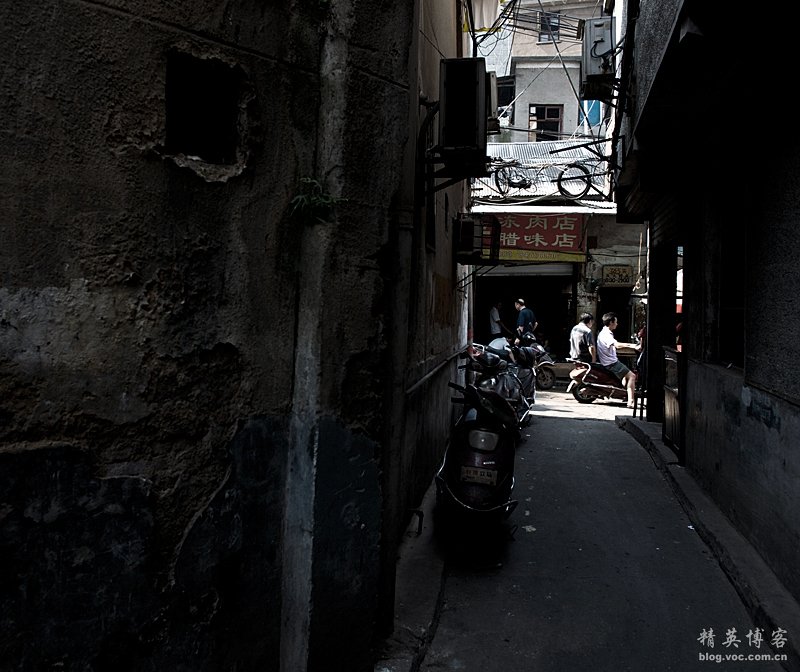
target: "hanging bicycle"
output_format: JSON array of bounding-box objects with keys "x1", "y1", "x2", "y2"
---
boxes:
[
  {"x1": 555, "y1": 160, "x2": 606, "y2": 199},
  {"x1": 552, "y1": 137, "x2": 616, "y2": 200},
  {"x1": 492, "y1": 159, "x2": 533, "y2": 196}
]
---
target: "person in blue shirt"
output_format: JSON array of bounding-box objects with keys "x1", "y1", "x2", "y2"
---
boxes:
[{"x1": 514, "y1": 298, "x2": 537, "y2": 339}]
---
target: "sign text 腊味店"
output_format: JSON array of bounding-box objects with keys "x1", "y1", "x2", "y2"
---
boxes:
[{"x1": 482, "y1": 213, "x2": 586, "y2": 262}]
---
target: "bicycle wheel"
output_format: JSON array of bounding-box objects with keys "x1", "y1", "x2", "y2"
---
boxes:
[
  {"x1": 495, "y1": 165, "x2": 531, "y2": 196},
  {"x1": 557, "y1": 163, "x2": 591, "y2": 199},
  {"x1": 494, "y1": 166, "x2": 511, "y2": 196}
]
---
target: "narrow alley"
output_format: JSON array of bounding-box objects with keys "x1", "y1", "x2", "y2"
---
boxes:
[{"x1": 376, "y1": 389, "x2": 797, "y2": 672}]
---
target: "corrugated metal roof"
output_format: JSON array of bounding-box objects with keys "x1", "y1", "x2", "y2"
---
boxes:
[
  {"x1": 486, "y1": 140, "x2": 599, "y2": 163},
  {"x1": 472, "y1": 140, "x2": 612, "y2": 203},
  {"x1": 472, "y1": 202, "x2": 617, "y2": 214}
]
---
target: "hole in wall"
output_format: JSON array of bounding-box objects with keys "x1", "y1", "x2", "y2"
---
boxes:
[{"x1": 165, "y1": 51, "x2": 244, "y2": 166}]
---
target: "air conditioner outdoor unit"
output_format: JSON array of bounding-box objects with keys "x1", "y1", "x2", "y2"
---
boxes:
[
  {"x1": 581, "y1": 17, "x2": 615, "y2": 101},
  {"x1": 486, "y1": 71, "x2": 500, "y2": 134},
  {"x1": 438, "y1": 57, "x2": 487, "y2": 174}
]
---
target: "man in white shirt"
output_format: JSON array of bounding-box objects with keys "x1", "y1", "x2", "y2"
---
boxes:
[
  {"x1": 596, "y1": 312, "x2": 639, "y2": 408},
  {"x1": 488, "y1": 300, "x2": 511, "y2": 340}
]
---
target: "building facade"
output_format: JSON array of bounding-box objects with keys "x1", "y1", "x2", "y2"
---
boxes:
[
  {"x1": 613, "y1": 0, "x2": 800, "y2": 624},
  {"x1": 470, "y1": 0, "x2": 643, "y2": 358},
  {"x1": 487, "y1": 0, "x2": 611, "y2": 142},
  {"x1": 0, "y1": 3, "x2": 474, "y2": 670}
]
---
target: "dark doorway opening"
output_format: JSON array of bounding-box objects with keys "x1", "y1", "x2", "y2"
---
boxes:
[
  {"x1": 596, "y1": 286, "x2": 635, "y2": 343},
  {"x1": 474, "y1": 272, "x2": 573, "y2": 360}
]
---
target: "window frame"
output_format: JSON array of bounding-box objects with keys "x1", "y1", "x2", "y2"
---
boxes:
[
  {"x1": 538, "y1": 11, "x2": 561, "y2": 43},
  {"x1": 528, "y1": 104, "x2": 563, "y2": 141}
]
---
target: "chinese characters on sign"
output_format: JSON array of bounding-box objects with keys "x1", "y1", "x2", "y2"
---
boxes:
[
  {"x1": 481, "y1": 213, "x2": 586, "y2": 263},
  {"x1": 601, "y1": 264, "x2": 634, "y2": 286}
]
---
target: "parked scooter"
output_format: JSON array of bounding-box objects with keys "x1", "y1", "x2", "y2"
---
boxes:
[
  {"x1": 486, "y1": 331, "x2": 556, "y2": 391},
  {"x1": 462, "y1": 344, "x2": 533, "y2": 425},
  {"x1": 520, "y1": 334, "x2": 557, "y2": 390},
  {"x1": 435, "y1": 381, "x2": 520, "y2": 521},
  {"x1": 566, "y1": 359, "x2": 628, "y2": 403}
]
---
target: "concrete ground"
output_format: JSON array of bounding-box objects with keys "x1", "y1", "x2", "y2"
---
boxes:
[{"x1": 374, "y1": 386, "x2": 800, "y2": 672}]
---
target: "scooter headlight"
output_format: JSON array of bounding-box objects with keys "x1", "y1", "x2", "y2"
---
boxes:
[{"x1": 468, "y1": 429, "x2": 499, "y2": 451}]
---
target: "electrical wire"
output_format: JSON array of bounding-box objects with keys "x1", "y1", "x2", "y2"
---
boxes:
[
  {"x1": 470, "y1": 0, "x2": 621, "y2": 202},
  {"x1": 466, "y1": 0, "x2": 523, "y2": 56},
  {"x1": 509, "y1": 7, "x2": 584, "y2": 40},
  {"x1": 502, "y1": 2, "x2": 625, "y2": 141},
  {"x1": 476, "y1": 15, "x2": 517, "y2": 59},
  {"x1": 497, "y1": 50, "x2": 564, "y2": 121},
  {"x1": 420, "y1": 29, "x2": 445, "y2": 58},
  {"x1": 421, "y1": 0, "x2": 445, "y2": 58},
  {"x1": 535, "y1": 0, "x2": 591, "y2": 142}
]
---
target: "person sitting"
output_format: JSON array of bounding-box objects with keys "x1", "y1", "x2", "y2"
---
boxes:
[
  {"x1": 596, "y1": 312, "x2": 640, "y2": 408},
  {"x1": 569, "y1": 313, "x2": 596, "y2": 363}
]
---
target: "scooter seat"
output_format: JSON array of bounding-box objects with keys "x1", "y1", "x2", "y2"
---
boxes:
[
  {"x1": 591, "y1": 362, "x2": 615, "y2": 375},
  {"x1": 511, "y1": 346, "x2": 537, "y2": 367},
  {"x1": 473, "y1": 351, "x2": 507, "y2": 373},
  {"x1": 485, "y1": 346, "x2": 512, "y2": 361},
  {"x1": 574, "y1": 360, "x2": 612, "y2": 374}
]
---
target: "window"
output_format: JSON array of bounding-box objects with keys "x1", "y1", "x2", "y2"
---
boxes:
[
  {"x1": 528, "y1": 105, "x2": 562, "y2": 141},
  {"x1": 496, "y1": 75, "x2": 515, "y2": 120},
  {"x1": 578, "y1": 100, "x2": 601, "y2": 129},
  {"x1": 539, "y1": 12, "x2": 560, "y2": 42}
]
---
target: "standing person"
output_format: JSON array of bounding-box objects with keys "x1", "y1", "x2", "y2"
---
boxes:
[
  {"x1": 488, "y1": 300, "x2": 512, "y2": 340},
  {"x1": 596, "y1": 312, "x2": 639, "y2": 409},
  {"x1": 569, "y1": 313, "x2": 596, "y2": 363},
  {"x1": 514, "y1": 298, "x2": 537, "y2": 338}
]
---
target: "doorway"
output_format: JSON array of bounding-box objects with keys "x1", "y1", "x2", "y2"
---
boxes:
[
  {"x1": 475, "y1": 272, "x2": 573, "y2": 359},
  {"x1": 596, "y1": 286, "x2": 635, "y2": 342}
]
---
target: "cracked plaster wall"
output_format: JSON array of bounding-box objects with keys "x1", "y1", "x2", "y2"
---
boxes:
[{"x1": 0, "y1": 1, "x2": 422, "y2": 670}]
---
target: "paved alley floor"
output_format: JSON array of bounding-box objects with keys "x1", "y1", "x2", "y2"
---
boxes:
[{"x1": 375, "y1": 388, "x2": 797, "y2": 672}]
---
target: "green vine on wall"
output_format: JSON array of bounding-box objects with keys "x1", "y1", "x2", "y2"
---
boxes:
[{"x1": 291, "y1": 177, "x2": 346, "y2": 225}]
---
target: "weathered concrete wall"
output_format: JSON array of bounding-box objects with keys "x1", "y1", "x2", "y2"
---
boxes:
[
  {"x1": 680, "y1": 129, "x2": 800, "y2": 607},
  {"x1": 512, "y1": 62, "x2": 581, "y2": 135},
  {"x1": 2, "y1": 2, "x2": 314, "y2": 668},
  {"x1": 685, "y1": 364, "x2": 800, "y2": 604},
  {"x1": 0, "y1": 1, "x2": 464, "y2": 670},
  {"x1": 507, "y1": 0, "x2": 605, "y2": 138},
  {"x1": 627, "y1": 0, "x2": 682, "y2": 134},
  {"x1": 618, "y1": 0, "x2": 800, "y2": 614},
  {"x1": 745, "y1": 134, "x2": 800, "y2": 406}
]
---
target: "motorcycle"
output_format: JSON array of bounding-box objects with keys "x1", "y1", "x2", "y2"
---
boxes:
[
  {"x1": 524, "y1": 337, "x2": 557, "y2": 391},
  {"x1": 435, "y1": 381, "x2": 520, "y2": 521},
  {"x1": 486, "y1": 332, "x2": 557, "y2": 391},
  {"x1": 566, "y1": 359, "x2": 628, "y2": 403},
  {"x1": 461, "y1": 344, "x2": 534, "y2": 426}
]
